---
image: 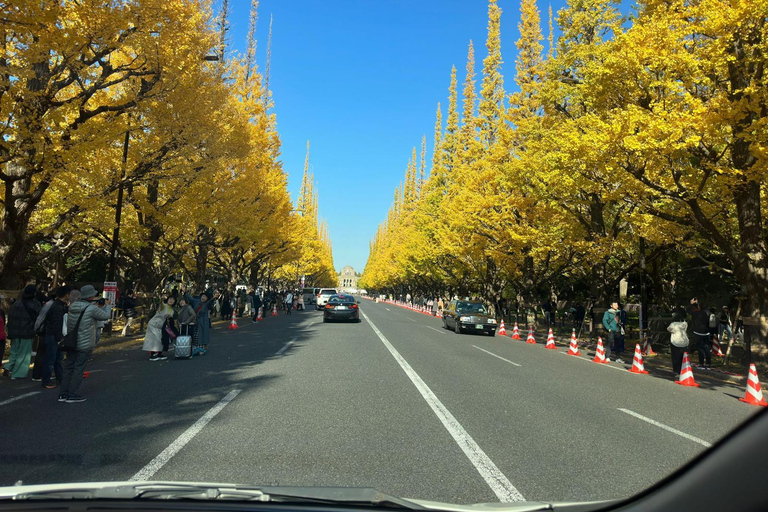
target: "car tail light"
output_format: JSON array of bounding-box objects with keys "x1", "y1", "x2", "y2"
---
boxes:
[
  {"x1": 325, "y1": 303, "x2": 334, "y2": 309},
  {"x1": 350, "y1": 303, "x2": 358, "y2": 309}
]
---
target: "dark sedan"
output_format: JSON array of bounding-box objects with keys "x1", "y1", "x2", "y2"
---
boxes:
[
  {"x1": 442, "y1": 299, "x2": 497, "y2": 335},
  {"x1": 323, "y1": 294, "x2": 360, "y2": 323}
]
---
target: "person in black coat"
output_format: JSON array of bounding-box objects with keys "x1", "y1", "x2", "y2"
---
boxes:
[
  {"x1": 41, "y1": 286, "x2": 70, "y2": 388},
  {"x1": 4, "y1": 285, "x2": 41, "y2": 379}
]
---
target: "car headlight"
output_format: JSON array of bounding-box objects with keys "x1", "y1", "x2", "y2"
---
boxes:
[
  {"x1": 487, "y1": 318, "x2": 497, "y2": 324},
  {"x1": 460, "y1": 316, "x2": 471, "y2": 322}
]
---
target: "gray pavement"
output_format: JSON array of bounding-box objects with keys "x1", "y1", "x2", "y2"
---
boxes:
[{"x1": 0, "y1": 300, "x2": 760, "y2": 504}]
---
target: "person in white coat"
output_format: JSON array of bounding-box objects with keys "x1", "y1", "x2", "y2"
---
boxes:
[
  {"x1": 667, "y1": 312, "x2": 690, "y2": 380},
  {"x1": 143, "y1": 297, "x2": 174, "y2": 361}
]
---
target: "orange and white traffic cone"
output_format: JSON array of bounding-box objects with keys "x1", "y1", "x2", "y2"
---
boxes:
[
  {"x1": 628, "y1": 344, "x2": 649, "y2": 374},
  {"x1": 545, "y1": 328, "x2": 557, "y2": 350},
  {"x1": 642, "y1": 335, "x2": 658, "y2": 356},
  {"x1": 497, "y1": 320, "x2": 507, "y2": 336},
  {"x1": 271, "y1": 304, "x2": 278, "y2": 316},
  {"x1": 526, "y1": 328, "x2": 536, "y2": 344},
  {"x1": 256, "y1": 307, "x2": 263, "y2": 321},
  {"x1": 511, "y1": 322, "x2": 521, "y2": 340},
  {"x1": 592, "y1": 337, "x2": 608, "y2": 363},
  {"x1": 676, "y1": 352, "x2": 700, "y2": 387},
  {"x1": 739, "y1": 364, "x2": 768, "y2": 407},
  {"x1": 567, "y1": 334, "x2": 581, "y2": 356},
  {"x1": 712, "y1": 335, "x2": 725, "y2": 356},
  {"x1": 228, "y1": 310, "x2": 238, "y2": 330}
]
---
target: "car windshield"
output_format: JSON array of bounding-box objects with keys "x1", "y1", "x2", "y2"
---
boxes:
[
  {"x1": 2, "y1": 0, "x2": 764, "y2": 509},
  {"x1": 457, "y1": 303, "x2": 488, "y2": 315}
]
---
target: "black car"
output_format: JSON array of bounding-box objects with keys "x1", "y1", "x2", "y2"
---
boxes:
[
  {"x1": 323, "y1": 294, "x2": 360, "y2": 323},
  {"x1": 442, "y1": 299, "x2": 497, "y2": 335}
]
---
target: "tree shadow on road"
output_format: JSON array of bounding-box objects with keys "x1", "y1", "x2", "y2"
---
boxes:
[{"x1": 0, "y1": 312, "x2": 322, "y2": 485}]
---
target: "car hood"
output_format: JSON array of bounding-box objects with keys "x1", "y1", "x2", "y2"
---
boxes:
[{"x1": 0, "y1": 481, "x2": 614, "y2": 511}]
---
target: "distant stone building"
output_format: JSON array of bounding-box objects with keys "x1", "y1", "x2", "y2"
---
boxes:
[{"x1": 338, "y1": 266, "x2": 358, "y2": 289}]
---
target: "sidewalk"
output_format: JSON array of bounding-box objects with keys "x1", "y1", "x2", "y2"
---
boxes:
[{"x1": 541, "y1": 329, "x2": 754, "y2": 387}]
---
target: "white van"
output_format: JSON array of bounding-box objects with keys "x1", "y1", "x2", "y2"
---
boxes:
[{"x1": 316, "y1": 288, "x2": 338, "y2": 310}]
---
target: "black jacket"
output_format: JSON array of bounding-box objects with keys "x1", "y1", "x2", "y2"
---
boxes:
[
  {"x1": 44, "y1": 299, "x2": 68, "y2": 341},
  {"x1": 689, "y1": 306, "x2": 709, "y2": 335},
  {"x1": 8, "y1": 298, "x2": 41, "y2": 339}
]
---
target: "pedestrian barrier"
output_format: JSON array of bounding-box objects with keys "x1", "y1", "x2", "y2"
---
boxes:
[
  {"x1": 511, "y1": 322, "x2": 521, "y2": 340},
  {"x1": 676, "y1": 353, "x2": 699, "y2": 387},
  {"x1": 567, "y1": 334, "x2": 581, "y2": 356},
  {"x1": 739, "y1": 364, "x2": 768, "y2": 407},
  {"x1": 545, "y1": 328, "x2": 557, "y2": 350},
  {"x1": 628, "y1": 344, "x2": 649, "y2": 374},
  {"x1": 592, "y1": 337, "x2": 608, "y2": 363},
  {"x1": 526, "y1": 328, "x2": 536, "y2": 344},
  {"x1": 228, "y1": 311, "x2": 238, "y2": 330},
  {"x1": 497, "y1": 319, "x2": 507, "y2": 336}
]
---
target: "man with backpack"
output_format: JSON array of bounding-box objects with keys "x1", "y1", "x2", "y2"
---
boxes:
[
  {"x1": 601, "y1": 301, "x2": 621, "y2": 363},
  {"x1": 40, "y1": 286, "x2": 70, "y2": 389},
  {"x1": 60, "y1": 285, "x2": 109, "y2": 403}
]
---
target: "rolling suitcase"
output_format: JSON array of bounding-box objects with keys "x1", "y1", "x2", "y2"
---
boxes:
[{"x1": 175, "y1": 335, "x2": 192, "y2": 359}]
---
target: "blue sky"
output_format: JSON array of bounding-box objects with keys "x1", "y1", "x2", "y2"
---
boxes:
[{"x1": 224, "y1": 0, "x2": 569, "y2": 274}]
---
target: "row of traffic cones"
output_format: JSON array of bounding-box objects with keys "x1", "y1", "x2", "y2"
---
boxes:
[
  {"x1": 229, "y1": 304, "x2": 273, "y2": 330},
  {"x1": 494, "y1": 321, "x2": 766, "y2": 407}
]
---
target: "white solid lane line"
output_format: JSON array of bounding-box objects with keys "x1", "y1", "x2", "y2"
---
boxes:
[
  {"x1": 557, "y1": 350, "x2": 628, "y2": 372},
  {"x1": 130, "y1": 389, "x2": 242, "y2": 481},
  {"x1": 275, "y1": 338, "x2": 297, "y2": 356},
  {"x1": 427, "y1": 325, "x2": 446, "y2": 335},
  {"x1": 618, "y1": 408, "x2": 712, "y2": 447},
  {"x1": 472, "y1": 346, "x2": 522, "y2": 367},
  {"x1": 361, "y1": 310, "x2": 524, "y2": 502},
  {"x1": 0, "y1": 391, "x2": 40, "y2": 407}
]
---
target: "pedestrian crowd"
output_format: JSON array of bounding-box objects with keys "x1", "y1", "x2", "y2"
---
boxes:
[
  {"x1": 1, "y1": 281, "x2": 111, "y2": 403},
  {"x1": 1, "y1": 280, "x2": 308, "y2": 403}
]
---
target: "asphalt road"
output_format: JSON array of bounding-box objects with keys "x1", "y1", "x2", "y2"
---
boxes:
[{"x1": 0, "y1": 299, "x2": 759, "y2": 504}]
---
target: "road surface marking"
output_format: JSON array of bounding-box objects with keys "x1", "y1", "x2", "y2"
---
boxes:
[
  {"x1": 407, "y1": 317, "x2": 417, "y2": 322},
  {"x1": 427, "y1": 326, "x2": 446, "y2": 335},
  {"x1": 130, "y1": 390, "x2": 241, "y2": 481},
  {"x1": 0, "y1": 391, "x2": 40, "y2": 407},
  {"x1": 618, "y1": 408, "x2": 712, "y2": 447},
  {"x1": 275, "y1": 338, "x2": 296, "y2": 356},
  {"x1": 472, "y1": 346, "x2": 522, "y2": 367},
  {"x1": 361, "y1": 310, "x2": 524, "y2": 502},
  {"x1": 385, "y1": 307, "x2": 391, "y2": 311},
  {"x1": 558, "y1": 351, "x2": 628, "y2": 372}
]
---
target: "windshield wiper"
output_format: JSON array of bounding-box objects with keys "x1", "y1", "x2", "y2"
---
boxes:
[{"x1": 4, "y1": 483, "x2": 424, "y2": 509}]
